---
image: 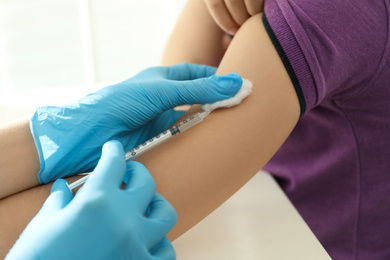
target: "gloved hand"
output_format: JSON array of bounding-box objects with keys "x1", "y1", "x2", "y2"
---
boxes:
[
  {"x1": 6, "y1": 141, "x2": 177, "y2": 260},
  {"x1": 31, "y1": 63, "x2": 242, "y2": 183}
]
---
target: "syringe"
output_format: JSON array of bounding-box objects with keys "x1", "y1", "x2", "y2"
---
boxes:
[{"x1": 67, "y1": 111, "x2": 210, "y2": 191}]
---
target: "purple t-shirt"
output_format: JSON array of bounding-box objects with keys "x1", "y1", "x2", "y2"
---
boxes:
[{"x1": 262, "y1": 0, "x2": 390, "y2": 259}]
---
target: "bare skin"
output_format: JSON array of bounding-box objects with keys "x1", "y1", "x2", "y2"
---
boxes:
[{"x1": 0, "y1": 118, "x2": 40, "y2": 199}]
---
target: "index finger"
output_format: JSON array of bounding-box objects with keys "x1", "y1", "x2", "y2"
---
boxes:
[{"x1": 160, "y1": 63, "x2": 217, "y2": 81}]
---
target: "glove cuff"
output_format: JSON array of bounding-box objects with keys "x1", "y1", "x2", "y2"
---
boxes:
[
  {"x1": 29, "y1": 106, "x2": 103, "y2": 184},
  {"x1": 30, "y1": 111, "x2": 47, "y2": 184}
]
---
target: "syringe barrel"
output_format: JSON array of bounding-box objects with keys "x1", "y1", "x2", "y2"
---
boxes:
[
  {"x1": 176, "y1": 112, "x2": 207, "y2": 133},
  {"x1": 125, "y1": 130, "x2": 172, "y2": 161}
]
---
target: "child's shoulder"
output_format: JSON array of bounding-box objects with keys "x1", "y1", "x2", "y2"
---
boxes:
[{"x1": 263, "y1": 0, "x2": 389, "y2": 111}]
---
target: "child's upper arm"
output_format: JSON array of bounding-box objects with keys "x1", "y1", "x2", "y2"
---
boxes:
[
  {"x1": 138, "y1": 13, "x2": 301, "y2": 240},
  {"x1": 161, "y1": 0, "x2": 225, "y2": 66}
]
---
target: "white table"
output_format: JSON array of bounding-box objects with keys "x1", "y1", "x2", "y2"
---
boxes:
[{"x1": 173, "y1": 171, "x2": 331, "y2": 259}]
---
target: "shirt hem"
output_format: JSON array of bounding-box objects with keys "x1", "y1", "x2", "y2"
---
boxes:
[{"x1": 262, "y1": 13, "x2": 306, "y2": 117}]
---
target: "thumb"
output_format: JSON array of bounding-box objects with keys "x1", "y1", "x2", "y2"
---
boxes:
[
  {"x1": 150, "y1": 237, "x2": 176, "y2": 260},
  {"x1": 38, "y1": 179, "x2": 74, "y2": 216},
  {"x1": 169, "y1": 72, "x2": 243, "y2": 106}
]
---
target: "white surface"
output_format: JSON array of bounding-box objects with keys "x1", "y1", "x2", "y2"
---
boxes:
[{"x1": 173, "y1": 171, "x2": 331, "y2": 260}]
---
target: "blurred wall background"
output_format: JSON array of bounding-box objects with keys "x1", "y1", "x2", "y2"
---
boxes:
[{"x1": 0, "y1": 0, "x2": 186, "y2": 123}]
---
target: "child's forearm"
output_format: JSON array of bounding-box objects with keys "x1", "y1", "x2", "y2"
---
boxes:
[
  {"x1": 0, "y1": 175, "x2": 85, "y2": 259},
  {"x1": 0, "y1": 118, "x2": 40, "y2": 199}
]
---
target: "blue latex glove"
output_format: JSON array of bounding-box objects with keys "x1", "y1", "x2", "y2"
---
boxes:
[
  {"x1": 31, "y1": 63, "x2": 242, "y2": 184},
  {"x1": 6, "y1": 141, "x2": 177, "y2": 260}
]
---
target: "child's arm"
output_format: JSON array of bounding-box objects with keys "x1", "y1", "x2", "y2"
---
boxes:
[
  {"x1": 0, "y1": 119, "x2": 40, "y2": 199},
  {"x1": 162, "y1": 0, "x2": 265, "y2": 67},
  {"x1": 161, "y1": 0, "x2": 226, "y2": 66},
  {"x1": 139, "y1": 13, "x2": 301, "y2": 240}
]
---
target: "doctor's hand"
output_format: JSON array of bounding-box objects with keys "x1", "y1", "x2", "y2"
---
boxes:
[
  {"x1": 6, "y1": 141, "x2": 177, "y2": 260},
  {"x1": 31, "y1": 63, "x2": 243, "y2": 183}
]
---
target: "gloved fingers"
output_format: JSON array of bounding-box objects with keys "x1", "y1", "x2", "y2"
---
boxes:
[
  {"x1": 124, "y1": 161, "x2": 156, "y2": 211},
  {"x1": 159, "y1": 63, "x2": 217, "y2": 81},
  {"x1": 86, "y1": 140, "x2": 127, "y2": 189},
  {"x1": 38, "y1": 179, "x2": 74, "y2": 216},
  {"x1": 145, "y1": 193, "x2": 177, "y2": 226},
  {"x1": 143, "y1": 193, "x2": 177, "y2": 249},
  {"x1": 165, "y1": 72, "x2": 243, "y2": 106},
  {"x1": 149, "y1": 237, "x2": 176, "y2": 260},
  {"x1": 131, "y1": 63, "x2": 216, "y2": 82},
  {"x1": 140, "y1": 72, "x2": 242, "y2": 114}
]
